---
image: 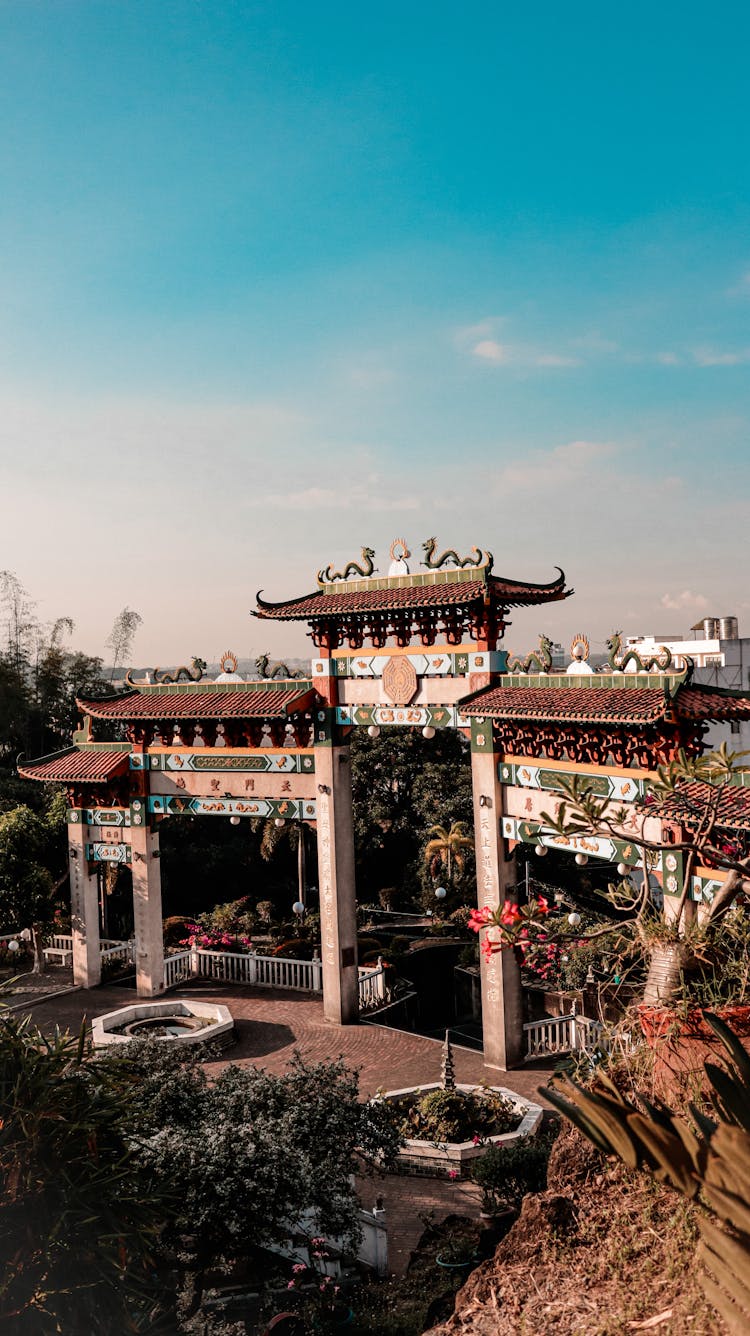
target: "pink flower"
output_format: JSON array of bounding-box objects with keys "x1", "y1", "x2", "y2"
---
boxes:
[
  {"x1": 536, "y1": 895, "x2": 550, "y2": 914},
  {"x1": 292, "y1": 1263, "x2": 307, "y2": 1274},
  {"x1": 447, "y1": 1169, "x2": 459, "y2": 1180},
  {"x1": 472, "y1": 1134, "x2": 481, "y2": 1145},
  {"x1": 287, "y1": 1280, "x2": 296, "y2": 1289}
]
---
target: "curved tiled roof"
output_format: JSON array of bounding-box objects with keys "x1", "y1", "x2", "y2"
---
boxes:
[
  {"x1": 77, "y1": 685, "x2": 317, "y2": 721},
  {"x1": 458, "y1": 686, "x2": 669, "y2": 725},
  {"x1": 254, "y1": 570, "x2": 572, "y2": 620},
  {"x1": 459, "y1": 680, "x2": 750, "y2": 727},
  {"x1": 673, "y1": 687, "x2": 750, "y2": 721},
  {"x1": 662, "y1": 780, "x2": 750, "y2": 832},
  {"x1": 18, "y1": 748, "x2": 131, "y2": 783}
]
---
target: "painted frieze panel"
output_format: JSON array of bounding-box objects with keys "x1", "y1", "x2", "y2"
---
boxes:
[
  {"x1": 139, "y1": 750, "x2": 314, "y2": 773},
  {"x1": 325, "y1": 647, "x2": 507, "y2": 679},
  {"x1": 336, "y1": 703, "x2": 457, "y2": 729},
  {"x1": 499, "y1": 760, "x2": 645, "y2": 802},
  {"x1": 87, "y1": 842, "x2": 132, "y2": 864},
  {"x1": 148, "y1": 795, "x2": 317, "y2": 821},
  {"x1": 68, "y1": 807, "x2": 131, "y2": 827}
]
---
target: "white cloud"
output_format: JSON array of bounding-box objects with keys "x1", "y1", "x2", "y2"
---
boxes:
[
  {"x1": 494, "y1": 439, "x2": 616, "y2": 493},
  {"x1": 656, "y1": 352, "x2": 681, "y2": 365},
  {"x1": 473, "y1": 339, "x2": 511, "y2": 364},
  {"x1": 693, "y1": 347, "x2": 750, "y2": 367},
  {"x1": 471, "y1": 340, "x2": 581, "y2": 368},
  {"x1": 262, "y1": 479, "x2": 419, "y2": 513},
  {"x1": 659, "y1": 590, "x2": 709, "y2": 612}
]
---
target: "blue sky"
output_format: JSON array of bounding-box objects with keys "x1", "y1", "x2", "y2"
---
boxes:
[{"x1": 1, "y1": 1, "x2": 748, "y2": 663}]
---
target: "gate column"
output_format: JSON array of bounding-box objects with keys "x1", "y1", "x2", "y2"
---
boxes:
[
  {"x1": 470, "y1": 727, "x2": 523, "y2": 1069},
  {"x1": 130, "y1": 805, "x2": 165, "y2": 997},
  {"x1": 68, "y1": 819, "x2": 101, "y2": 988},
  {"x1": 314, "y1": 712, "x2": 359, "y2": 1024}
]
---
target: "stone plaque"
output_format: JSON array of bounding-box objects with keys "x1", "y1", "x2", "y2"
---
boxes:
[{"x1": 382, "y1": 655, "x2": 418, "y2": 705}]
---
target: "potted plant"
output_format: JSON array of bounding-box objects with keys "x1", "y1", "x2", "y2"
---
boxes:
[
  {"x1": 435, "y1": 1233, "x2": 480, "y2": 1269},
  {"x1": 535, "y1": 745, "x2": 750, "y2": 1012}
]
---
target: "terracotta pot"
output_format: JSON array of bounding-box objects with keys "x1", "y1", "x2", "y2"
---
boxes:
[{"x1": 638, "y1": 1003, "x2": 750, "y2": 1100}]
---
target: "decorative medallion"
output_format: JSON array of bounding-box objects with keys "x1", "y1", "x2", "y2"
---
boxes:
[
  {"x1": 570, "y1": 634, "x2": 590, "y2": 662},
  {"x1": 219, "y1": 650, "x2": 238, "y2": 674},
  {"x1": 382, "y1": 654, "x2": 418, "y2": 705}
]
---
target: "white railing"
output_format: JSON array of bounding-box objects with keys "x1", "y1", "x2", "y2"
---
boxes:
[
  {"x1": 523, "y1": 1013, "x2": 632, "y2": 1060},
  {"x1": 100, "y1": 939, "x2": 135, "y2": 964},
  {"x1": 164, "y1": 948, "x2": 325, "y2": 993},
  {"x1": 165, "y1": 948, "x2": 389, "y2": 1009},
  {"x1": 358, "y1": 961, "x2": 388, "y2": 1011},
  {"x1": 39, "y1": 934, "x2": 134, "y2": 967},
  {"x1": 163, "y1": 950, "x2": 193, "y2": 989},
  {"x1": 524, "y1": 1014, "x2": 578, "y2": 1059}
]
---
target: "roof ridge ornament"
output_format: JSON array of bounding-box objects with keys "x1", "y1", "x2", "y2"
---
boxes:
[
  {"x1": 317, "y1": 545, "x2": 377, "y2": 587},
  {"x1": 506, "y1": 634, "x2": 554, "y2": 674},
  {"x1": 422, "y1": 537, "x2": 493, "y2": 572},
  {"x1": 606, "y1": 631, "x2": 672, "y2": 674},
  {"x1": 152, "y1": 657, "x2": 207, "y2": 685},
  {"x1": 255, "y1": 652, "x2": 306, "y2": 680}
]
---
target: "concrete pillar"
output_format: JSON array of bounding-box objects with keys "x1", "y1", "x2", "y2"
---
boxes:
[
  {"x1": 314, "y1": 742, "x2": 359, "y2": 1024},
  {"x1": 471, "y1": 739, "x2": 523, "y2": 1070},
  {"x1": 130, "y1": 813, "x2": 165, "y2": 997},
  {"x1": 68, "y1": 820, "x2": 101, "y2": 988}
]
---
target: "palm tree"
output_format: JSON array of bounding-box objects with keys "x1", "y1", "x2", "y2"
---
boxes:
[{"x1": 424, "y1": 821, "x2": 473, "y2": 884}]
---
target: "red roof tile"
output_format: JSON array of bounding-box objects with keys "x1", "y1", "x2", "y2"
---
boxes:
[
  {"x1": 459, "y1": 686, "x2": 669, "y2": 725},
  {"x1": 662, "y1": 780, "x2": 750, "y2": 832},
  {"x1": 254, "y1": 570, "x2": 571, "y2": 620},
  {"x1": 675, "y1": 687, "x2": 750, "y2": 721},
  {"x1": 77, "y1": 686, "x2": 317, "y2": 721},
  {"x1": 18, "y1": 748, "x2": 131, "y2": 783}
]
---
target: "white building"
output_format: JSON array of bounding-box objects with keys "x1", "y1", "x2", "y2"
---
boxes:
[{"x1": 625, "y1": 617, "x2": 750, "y2": 754}]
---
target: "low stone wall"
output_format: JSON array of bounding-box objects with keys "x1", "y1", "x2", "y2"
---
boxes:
[{"x1": 381, "y1": 1082, "x2": 544, "y2": 1179}]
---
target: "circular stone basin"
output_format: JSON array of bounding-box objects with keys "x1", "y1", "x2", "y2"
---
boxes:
[
  {"x1": 119, "y1": 1015, "x2": 208, "y2": 1038},
  {"x1": 92, "y1": 999, "x2": 234, "y2": 1048}
]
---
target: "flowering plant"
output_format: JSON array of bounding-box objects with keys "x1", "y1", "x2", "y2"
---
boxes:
[
  {"x1": 468, "y1": 896, "x2": 551, "y2": 960},
  {"x1": 178, "y1": 924, "x2": 253, "y2": 953},
  {"x1": 286, "y1": 1237, "x2": 345, "y2": 1322}
]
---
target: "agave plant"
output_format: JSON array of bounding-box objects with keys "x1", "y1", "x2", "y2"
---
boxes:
[{"x1": 543, "y1": 1011, "x2": 750, "y2": 1334}]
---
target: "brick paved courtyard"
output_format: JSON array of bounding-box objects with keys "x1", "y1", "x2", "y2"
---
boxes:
[{"x1": 23, "y1": 980, "x2": 555, "y2": 1275}]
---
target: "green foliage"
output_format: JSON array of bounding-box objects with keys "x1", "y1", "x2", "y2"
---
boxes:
[
  {"x1": 121, "y1": 1043, "x2": 403, "y2": 1317},
  {"x1": 471, "y1": 1133, "x2": 555, "y2": 1212},
  {"x1": 545, "y1": 1012, "x2": 750, "y2": 1333},
  {"x1": 195, "y1": 895, "x2": 256, "y2": 938},
  {"x1": 0, "y1": 1017, "x2": 170, "y2": 1334},
  {"x1": 0, "y1": 793, "x2": 67, "y2": 965},
  {"x1": 393, "y1": 1086, "x2": 522, "y2": 1144},
  {"x1": 350, "y1": 727, "x2": 473, "y2": 903}
]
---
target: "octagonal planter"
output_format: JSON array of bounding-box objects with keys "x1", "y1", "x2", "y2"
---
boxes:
[
  {"x1": 379, "y1": 1082, "x2": 544, "y2": 1178},
  {"x1": 92, "y1": 999, "x2": 234, "y2": 1048}
]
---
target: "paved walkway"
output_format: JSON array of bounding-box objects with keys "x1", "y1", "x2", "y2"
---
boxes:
[{"x1": 21, "y1": 980, "x2": 555, "y2": 1276}]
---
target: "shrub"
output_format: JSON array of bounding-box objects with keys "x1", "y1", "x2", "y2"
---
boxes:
[
  {"x1": 255, "y1": 899, "x2": 275, "y2": 924},
  {"x1": 163, "y1": 915, "x2": 192, "y2": 947},
  {"x1": 471, "y1": 1133, "x2": 555, "y2": 1213},
  {"x1": 356, "y1": 936, "x2": 383, "y2": 957},
  {"x1": 273, "y1": 938, "x2": 316, "y2": 960},
  {"x1": 395, "y1": 1087, "x2": 523, "y2": 1144}
]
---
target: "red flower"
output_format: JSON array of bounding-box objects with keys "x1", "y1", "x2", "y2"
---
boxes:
[
  {"x1": 536, "y1": 895, "x2": 550, "y2": 914},
  {"x1": 499, "y1": 901, "x2": 522, "y2": 926},
  {"x1": 468, "y1": 906, "x2": 493, "y2": 934}
]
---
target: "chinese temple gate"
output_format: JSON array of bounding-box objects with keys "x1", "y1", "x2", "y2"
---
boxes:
[{"x1": 19, "y1": 539, "x2": 750, "y2": 1069}]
